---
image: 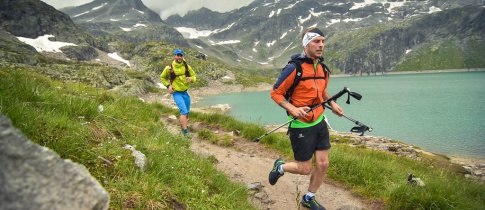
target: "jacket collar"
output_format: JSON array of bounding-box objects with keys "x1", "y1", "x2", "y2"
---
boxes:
[{"x1": 291, "y1": 52, "x2": 324, "y2": 64}]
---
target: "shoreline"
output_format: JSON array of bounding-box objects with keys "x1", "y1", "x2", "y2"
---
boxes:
[
  {"x1": 193, "y1": 69, "x2": 485, "y2": 96},
  {"x1": 331, "y1": 68, "x2": 485, "y2": 77}
]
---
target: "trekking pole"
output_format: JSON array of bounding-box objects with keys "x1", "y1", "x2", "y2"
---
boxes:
[
  {"x1": 253, "y1": 87, "x2": 351, "y2": 142},
  {"x1": 323, "y1": 104, "x2": 373, "y2": 136}
]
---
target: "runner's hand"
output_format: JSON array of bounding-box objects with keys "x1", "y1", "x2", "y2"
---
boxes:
[
  {"x1": 290, "y1": 106, "x2": 310, "y2": 118},
  {"x1": 331, "y1": 103, "x2": 344, "y2": 116},
  {"x1": 168, "y1": 85, "x2": 174, "y2": 94}
]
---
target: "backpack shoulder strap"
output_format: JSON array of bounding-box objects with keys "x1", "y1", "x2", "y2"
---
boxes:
[
  {"x1": 169, "y1": 64, "x2": 176, "y2": 80},
  {"x1": 184, "y1": 62, "x2": 190, "y2": 77},
  {"x1": 169, "y1": 62, "x2": 191, "y2": 85},
  {"x1": 320, "y1": 62, "x2": 330, "y2": 77},
  {"x1": 284, "y1": 60, "x2": 302, "y2": 101},
  {"x1": 285, "y1": 60, "x2": 331, "y2": 101}
]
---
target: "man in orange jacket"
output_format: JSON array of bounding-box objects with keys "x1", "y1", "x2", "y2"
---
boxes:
[{"x1": 268, "y1": 27, "x2": 344, "y2": 210}]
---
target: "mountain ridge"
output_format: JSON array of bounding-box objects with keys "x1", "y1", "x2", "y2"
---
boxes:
[
  {"x1": 2, "y1": 0, "x2": 484, "y2": 90},
  {"x1": 162, "y1": 0, "x2": 485, "y2": 71},
  {"x1": 61, "y1": 0, "x2": 163, "y2": 25},
  {"x1": 60, "y1": 0, "x2": 188, "y2": 46}
]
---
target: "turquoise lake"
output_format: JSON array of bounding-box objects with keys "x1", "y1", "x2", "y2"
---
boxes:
[{"x1": 193, "y1": 71, "x2": 485, "y2": 159}]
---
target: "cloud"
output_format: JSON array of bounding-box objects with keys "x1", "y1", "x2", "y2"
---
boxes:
[
  {"x1": 144, "y1": 0, "x2": 255, "y2": 19},
  {"x1": 41, "y1": 0, "x2": 254, "y2": 20}
]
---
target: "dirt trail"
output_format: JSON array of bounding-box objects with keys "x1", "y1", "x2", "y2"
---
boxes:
[{"x1": 163, "y1": 118, "x2": 379, "y2": 210}]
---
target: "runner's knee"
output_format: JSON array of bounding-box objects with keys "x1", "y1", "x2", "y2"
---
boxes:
[
  {"x1": 315, "y1": 160, "x2": 329, "y2": 170},
  {"x1": 298, "y1": 162, "x2": 313, "y2": 175}
]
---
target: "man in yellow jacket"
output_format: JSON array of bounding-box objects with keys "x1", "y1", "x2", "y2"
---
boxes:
[{"x1": 160, "y1": 49, "x2": 197, "y2": 137}]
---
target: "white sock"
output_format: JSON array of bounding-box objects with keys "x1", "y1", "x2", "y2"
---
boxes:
[
  {"x1": 277, "y1": 164, "x2": 284, "y2": 174},
  {"x1": 305, "y1": 191, "x2": 316, "y2": 200}
]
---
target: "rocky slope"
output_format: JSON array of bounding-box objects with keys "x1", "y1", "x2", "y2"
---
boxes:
[
  {"x1": 326, "y1": 5, "x2": 485, "y2": 74},
  {"x1": 60, "y1": 0, "x2": 188, "y2": 46}
]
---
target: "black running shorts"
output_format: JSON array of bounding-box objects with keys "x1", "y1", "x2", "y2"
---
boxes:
[{"x1": 288, "y1": 119, "x2": 331, "y2": 161}]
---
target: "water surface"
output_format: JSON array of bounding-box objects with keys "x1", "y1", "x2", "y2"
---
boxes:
[{"x1": 194, "y1": 71, "x2": 485, "y2": 159}]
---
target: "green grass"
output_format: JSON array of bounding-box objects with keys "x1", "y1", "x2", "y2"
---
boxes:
[
  {"x1": 197, "y1": 128, "x2": 234, "y2": 146},
  {"x1": 394, "y1": 39, "x2": 465, "y2": 71},
  {"x1": 0, "y1": 67, "x2": 256, "y2": 210},
  {"x1": 2, "y1": 66, "x2": 485, "y2": 210}
]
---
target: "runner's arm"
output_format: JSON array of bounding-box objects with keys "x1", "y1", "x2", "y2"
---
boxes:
[{"x1": 323, "y1": 92, "x2": 344, "y2": 116}]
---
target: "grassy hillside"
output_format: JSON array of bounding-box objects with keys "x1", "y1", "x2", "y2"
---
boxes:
[
  {"x1": 394, "y1": 37, "x2": 485, "y2": 71},
  {"x1": 324, "y1": 5, "x2": 485, "y2": 74},
  {"x1": 0, "y1": 66, "x2": 258, "y2": 209},
  {"x1": 2, "y1": 63, "x2": 485, "y2": 209}
]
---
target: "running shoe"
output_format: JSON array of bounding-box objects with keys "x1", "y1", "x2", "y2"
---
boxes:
[
  {"x1": 268, "y1": 158, "x2": 284, "y2": 185},
  {"x1": 184, "y1": 132, "x2": 192, "y2": 138},
  {"x1": 301, "y1": 195, "x2": 326, "y2": 210}
]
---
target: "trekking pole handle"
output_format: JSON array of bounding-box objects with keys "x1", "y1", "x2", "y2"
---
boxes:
[
  {"x1": 254, "y1": 87, "x2": 352, "y2": 142},
  {"x1": 302, "y1": 87, "x2": 350, "y2": 115},
  {"x1": 327, "y1": 87, "x2": 350, "y2": 103}
]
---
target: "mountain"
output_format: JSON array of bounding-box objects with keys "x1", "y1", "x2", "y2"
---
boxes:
[
  {"x1": 2, "y1": 0, "x2": 484, "y2": 87},
  {"x1": 0, "y1": 0, "x2": 97, "y2": 45},
  {"x1": 164, "y1": 0, "x2": 485, "y2": 71},
  {"x1": 61, "y1": 0, "x2": 162, "y2": 25},
  {"x1": 0, "y1": 0, "x2": 256, "y2": 96},
  {"x1": 0, "y1": 0, "x2": 107, "y2": 64},
  {"x1": 0, "y1": 0, "x2": 152, "y2": 92},
  {"x1": 60, "y1": 0, "x2": 188, "y2": 46},
  {"x1": 326, "y1": 4, "x2": 485, "y2": 74},
  {"x1": 53, "y1": 0, "x2": 484, "y2": 72}
]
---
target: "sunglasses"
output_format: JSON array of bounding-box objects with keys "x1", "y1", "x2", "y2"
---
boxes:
[{"x1": 175, "y1": 54, "x2": 184, "y2": 57}]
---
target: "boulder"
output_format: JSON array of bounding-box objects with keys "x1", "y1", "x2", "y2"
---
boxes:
[{"x1": 0, "y1": 114, "x2": 110, "y2": 210}]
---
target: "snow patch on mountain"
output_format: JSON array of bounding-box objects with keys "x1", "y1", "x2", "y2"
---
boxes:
[
  {"x1": 175, "y1": 22, "x2": 237, "y2": 39},
  {"x1": 428, "y1": 6, "x2": 442, "y2": 13},
  {"x1": 176, "y1": 27, "x2": 213, "y2": 39},
  {"x1": 108, "y1": 53, "x2": 131, "y2": 67},
  {"x1": 16, "y1": 35, "x2": 77, "y2": 53},
  {"x1": 92, "y1": 3, "x2": 108, "y2": 10},
  {"x1": 120, "y1": 23, "x2": 148, "y2": 32},
  {"x1": 209, "y1": 40, "x2": 241, "y2": 45},
  {"x1": 132, "y1": 8, "x2": 145, "y2": 14},
  {"x1": 73, "y1": 3, "x2": 108, "y2": 18}
]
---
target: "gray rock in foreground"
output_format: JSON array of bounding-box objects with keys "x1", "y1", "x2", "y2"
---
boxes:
[{"x1": 0, "y1": 114, "x2": 110, "y2": 210}]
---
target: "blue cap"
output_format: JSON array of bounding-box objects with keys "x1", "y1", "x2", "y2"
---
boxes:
[{"x1": 174, "y1": 49, "x2": 184, "y2": 56}]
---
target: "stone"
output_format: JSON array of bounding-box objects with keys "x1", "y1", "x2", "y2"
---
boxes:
[{"x1": 0, "y1": 114, "x2": 110, "y2": 210}]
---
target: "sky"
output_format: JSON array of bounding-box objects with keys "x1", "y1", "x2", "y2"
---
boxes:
[{"x1": 41, "y1": 0, "x2": 255, "y2": 19}]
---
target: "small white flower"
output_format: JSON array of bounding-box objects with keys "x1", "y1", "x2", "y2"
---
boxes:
[{"x1": 98, "y1": 104, "x2": 104, "y2": 112}]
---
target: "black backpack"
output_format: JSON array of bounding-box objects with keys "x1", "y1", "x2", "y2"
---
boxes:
[
  {"x1": 284, "y1": 59, "x2": 330, "y2": 102},
  {"x1": 169, "y1": 61, "x2": 190, "y2": 85}
]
